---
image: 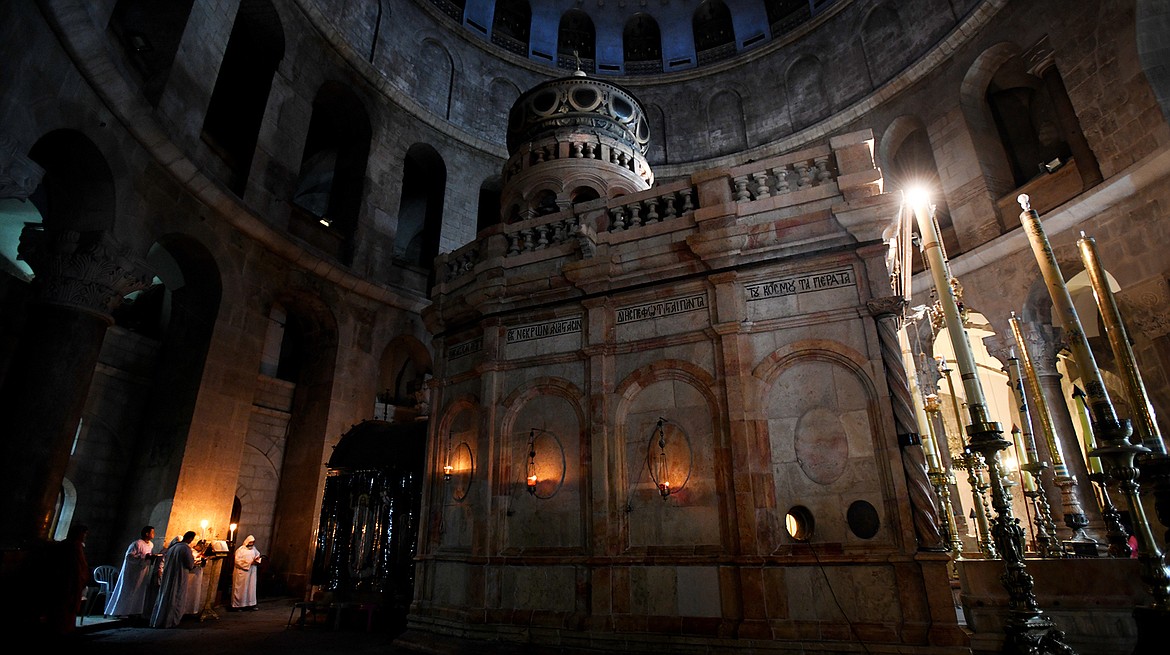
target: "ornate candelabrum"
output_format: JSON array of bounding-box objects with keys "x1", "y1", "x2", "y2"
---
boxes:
[
  {"x1": 955, "y1": 449, "x2": 998, "y2": 558},
  {"x1": 1004, "y1": 346, "x2": 1064, "y2": 558},
  {"x1": 1073, "y1": 386, "x2": 1132, "y2": 558},
  {"x1": 1008, "y1": 314, "x2": 1092, "y2": 545},
  {"x1": 909, "y1": 190, "x2": 1073, "y2": 654},
  {"x1": 923, "y1": 393, "x2": 964, "y2": 560},
  {"x1": 1077, "y1": 232, "x2": 1170, "y2": 553},
  {"x1": 1018, "y1": 195, "x2": 1170, "y2": 654}
]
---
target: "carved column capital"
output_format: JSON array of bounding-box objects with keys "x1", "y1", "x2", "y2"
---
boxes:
[
  {"x1": 1021, "y1": 322, "x2": 1066, "y2": 377},
  {"x1": 866, "y1": 296, "x2": 906, "y2": 321},
  {"x1": 18, "y1": 225, "x2": 152, "y2": 322},
  {"x1": 0, "y1": 135, "x2": 45, "y2": 200},
  {"x1": 981, "y1": 332, "x2": 1017, "y2": 370}
]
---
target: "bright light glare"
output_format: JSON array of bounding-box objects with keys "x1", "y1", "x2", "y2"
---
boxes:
[{"x1": 904, "y1": 185, "x2": 931, "y2": 208}]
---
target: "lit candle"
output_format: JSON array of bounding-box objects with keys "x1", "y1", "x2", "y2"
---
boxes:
[
  {"x1": 229, "y1": 523, "x2": 237, "y2": 543},
  {"x1": 200, "y1": 519, "x2": 209, "y2": 538}
]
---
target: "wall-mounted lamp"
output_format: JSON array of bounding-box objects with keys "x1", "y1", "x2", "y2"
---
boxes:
[
  {"x1": 526, "y1": 429, "x2": 538, "y2": 494},
  {"x1": 229, "y1": 523, "x2": 237, "y2": 544},
  {"x1": 651, "y1": 418, "x2": 676, "y2": 499},
  {"x1": 443, "y1": 427, "x2": 454, "y2": 483}
]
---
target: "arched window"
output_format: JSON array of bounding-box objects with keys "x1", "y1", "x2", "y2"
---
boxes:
[
  {"x1": 201, "y1": 0, "x2": 285, "y2": 196},
  {"x1": 623, "y1": 15, "x2": 662, "y2": 75},
  {"x1": 108, "y1": 0, "x2": 196, "y2": 106},
  {"x1": 477, "y1": 176, "x2": 502, "y2": 233},
  {"x1": 693, "y1": 1, "x2": 736, "y2": 65},
  {"x1": 492, "y1": 0, "x2": 530, "y2": 57},
  {"x1": 557, "y1": 9, "x2": 595, "y2": 73},
  {"x1": 290, "y1": 82, "x2": 371, "y2": 265},
  {"x1": 765, "y1": 0, "x2": 812, "y2": 39},
  {"x1": 395, "y1": 144, "x2": 447, "y2": 277}
]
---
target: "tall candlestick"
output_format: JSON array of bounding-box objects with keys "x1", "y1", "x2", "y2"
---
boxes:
[
  {"x1": 1076, "y1": 232, "x2": 1165, "y2": 455},
  {"x1": 1012, "y1": 426, "x2": 1037, "y2": 493},
  {"x1": 1018, "y1": 195, "x2": 1170, "y2": 626},
  {"x1": 908, "y1": 190, "x2": 1070, "y2": 651},
  {"x1": 1007, "y1": 315, "x2": 1069, "y2": 474}
]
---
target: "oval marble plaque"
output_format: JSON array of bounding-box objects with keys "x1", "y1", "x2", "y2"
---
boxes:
[{"x1": 794, "y1": 407, "x2": 849, "y2": 484}]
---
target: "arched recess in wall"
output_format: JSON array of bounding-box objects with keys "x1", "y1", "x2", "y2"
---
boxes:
[
  {"x1": 492, "y1": 0, "x2": 531, "y2": 57},
  {"x1": 754, "y1": 342, "x2": 886, "y2": 546},
  {"x1": 962, "y1": 41, "x2": 1101, "y2": 227},
  {"x1": 200, "y1": 0, "x2": 284, "y2": 197},
  {"x1": 557, "y1": 9, "x2": 595, "y2": 73},
  {"x1": 107, "y1": 0, "x2": 196, "y2": 107},
  {"x1": 377, "y1": 333, "x2": 433, "y2": 419},
  {"x1": 786, "y1": 55, "x2": 829, "y2": 131},
  {"x1": 500, "y1": 377, "x2": 586, "y2": 554},
  {"x1": 706, "y1": 89, "x2": 748, "y2": 157},
  {"x1": 485, "y1": 78, "x2": 520, "y2": 145},
  {"x1": 417, "y1": 39, "x2": 455, "y2": 119},
  {"x1": 766, "y1": 0, "x2": 813, "y2": 40},
  {"x1": 27, "y1": 130, "x2": 115, "y2": 233},
  {"x1": 693, "y1": 1, "x2": 736, "y2": 66},
  {"x1": 290, "y1": 81, "x2": 371, "y2": 266},
  {"x1": 394, "y1": 144, "x2": 447, "y2": 277},
  {"x1": 112, "y1": 235, "x2": 223, "y2": 550},
  {"x1": 645, "y1": 103, "x2": 668, "y2": 166},
  {"x1": 880, "y1": 115, "x2": 958, "y2": 269},
  {"x1": 859, "y1": 2, "x2": 909, "y2": 86},
  {"x1": 266, "y1": 290, "x2": 339, "y2": 596},
  {"x1": 476, "y1": 175, "x2": 503, "y2": 233},
  {"x1": 433, "y1": 395, "x2": 480, "y2": 552},
  {"x1": 614, "y1": 360, "x2": 724, "y2": 550},
  {"x1": 1137, "y1": 0, "x2": 1170, "y2": 122},
  {"x1": 623, "y1": 14, "x2": 663, "y2": 75}
]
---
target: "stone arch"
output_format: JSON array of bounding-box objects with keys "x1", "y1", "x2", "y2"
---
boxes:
[
  {"x1": 705, "y1": 88, "x2": 748, "y2": 157},
  {"x1": 499, "y1": 377, "x2": 587, "y2": 550},
  {"x1": 485, "y1": 77, "x2": 521, "y2": 144},
  {"x1": 753, "y1": 340, "x2": 886, "y2": 546},
  {"x1": 27, "y1": 129, "x2": 116, "y2": 232},
  {"x1": 418, "y1": 38, "x2": 456, "y2": 118},
  {"x1": 107, "y1": 0, "x2": 197, "y2": 107},
  {"x1": 786, "y1": 54, "x2": 830, "y2": 131},
  {"x1": 291, "y1": 80, "x2": 372, "y2": 265},
  {"x1": 1137, "y1": 0, "x2": 1170, "y2": 122},
  {"x1": 395, "y1": 143, "x2": 447, "y2": 273},
  {"x1": 693, "y1": 1, "x2": 736, "y2": 66},
  {"x1": 614, "y1": 359, "x2": 724, "y2": 547},
  {"x1": 645, "y1": 103, "x2": 668, "y2": 166},
  {"x1": 859, "y1": 2, "x2": 909, "y2": 86},
  {"x1": 623, "y1": 13, "x2": 662, "y2": 74},
  {"x1": 378, "y1": 333, "x2": 432, "y2": 408},
  {"x1": 200, "y1": 0, "x2": 285, "y2": 196},
  {"x1": 477, "y1": 174, "x2": 504, "y2": 233},
  {"x1": 960, "y1": 42, "x2": 1024, "y2": 201}
]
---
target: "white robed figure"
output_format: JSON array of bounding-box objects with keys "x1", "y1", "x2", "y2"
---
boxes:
[
  {"x1": 149, "y1": 531, "x2": 197, "y2": 628},
  {"x1": 231, "y1": 535, "x2": 263, "y2": 610},
  {"x1": 104, "y1": 526, "x2": 157, "y2": 618}
]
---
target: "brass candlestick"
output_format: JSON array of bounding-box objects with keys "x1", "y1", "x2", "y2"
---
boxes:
[
  {"x1": 1019, "y1": 195, "x2": 1170, "y2": 653},
  {"x1": 924, "y1": 393, "x2": 964, "y2": 560},
  {"x1": 955, "y1": 450, "x2": 997, "y2": 558},
  {"x1": 909, "y1": 191, "x2": 1071, "y2": 653}
]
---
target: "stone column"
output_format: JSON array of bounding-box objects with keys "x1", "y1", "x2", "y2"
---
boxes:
[
  {"x1": 1023, "y1": 322, "x2": 1107, "y2": 545},
  {"x1": 0, "y1": 225, "x2": 150, "y2": 547},
  {"x1": 869, "y1": 297, "x2": 945, "y2": 551}
]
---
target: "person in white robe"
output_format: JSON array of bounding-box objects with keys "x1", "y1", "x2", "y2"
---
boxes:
[
  {"x1": 104, "y1": 525, "x2": 157, "y2": 619},
  {"x1": 149, "y1": 531, "x2": 197, "y2": 628},
  {"x1": 231, "y1": 535, "x2": 263, "y2": 610}
]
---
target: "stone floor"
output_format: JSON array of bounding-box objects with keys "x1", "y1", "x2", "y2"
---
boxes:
[{"x1": 67, "y1": 597, "x2": 407, "y2": 654}]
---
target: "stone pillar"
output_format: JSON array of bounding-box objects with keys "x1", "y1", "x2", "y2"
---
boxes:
[
  {"x1": 0, "y1": 225, "x2": 150, "y2": 547},
  {"x1": 1023, "y1": 322, "x2": 1107, "y2": 545},
  {"x1": 869, "y1": 297, "x2": 945, "y2": 551}
]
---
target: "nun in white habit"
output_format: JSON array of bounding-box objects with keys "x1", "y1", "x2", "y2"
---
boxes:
[{"x1": 231, "y1": 535, "x2": 263, "y2": 610}]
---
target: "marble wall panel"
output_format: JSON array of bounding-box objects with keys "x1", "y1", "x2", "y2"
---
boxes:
[
  {"x1": 500, "y1": 565, "x2": 577, "y2": 612},
  {"x1": 676, "y1": 566, "x2": 722, "y2": 618}
]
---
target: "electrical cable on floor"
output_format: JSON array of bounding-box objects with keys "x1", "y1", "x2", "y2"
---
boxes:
[{"x1": 808, "y1": 540, "x2": 874, "y2": 655}]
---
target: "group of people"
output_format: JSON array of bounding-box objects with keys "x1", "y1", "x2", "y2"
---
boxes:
[{"x1": 103, "y1": 527, "x2": 266, "y2": 628}]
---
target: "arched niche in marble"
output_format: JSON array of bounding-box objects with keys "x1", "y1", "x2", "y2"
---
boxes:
[
  {"x1": 500, "y1": 377, "x2": 586, "y2": 553},
  {"x1": 435, "y1": 395, "x2": 481, "y2": 551},
  {"x1": 614, "y1": 360, "x2": 724, "y2": 550},
  {"x1": 755, "y1": 342, "x2": 887, "y2": 546}
]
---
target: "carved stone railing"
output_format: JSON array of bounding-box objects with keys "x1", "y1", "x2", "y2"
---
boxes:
[
  {"x1": 605, "y1": 180, "x2": 697, "y2": 232},
  {"x1": 727, "y1": 147, "x2": 836, "y2": 204},
  {"x1": 503, "y1": 133, "x2": 652, "y2": 188},
  {"x1": 442, "y1": 244, "x2": 479, "y2": 282},
  {"x1": 504, "y1": 211, "x2": 582, "y2": 256}
]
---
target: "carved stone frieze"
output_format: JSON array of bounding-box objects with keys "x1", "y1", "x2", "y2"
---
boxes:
[
  {"x1": 18, "y1": 225, "x2": 153, "y2": 320},
  {"x1": 1118, "y1": 276, "x2": 1170, "y2": 340}
]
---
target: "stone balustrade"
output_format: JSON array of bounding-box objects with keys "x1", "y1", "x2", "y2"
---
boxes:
[
  {"x1": 604, "y1": 180, "x2": 696, "y2": 232},
  {"x1": 503, "y1": 133, "x2": 653, "y2": 188},
  {"x1": 727, "y1": 146, "x2": 836, "y2": 204}
]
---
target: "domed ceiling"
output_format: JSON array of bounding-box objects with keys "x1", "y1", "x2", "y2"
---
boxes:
[{"x1": 426, "y1": 0, "x2": 843, "y2": 75}]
